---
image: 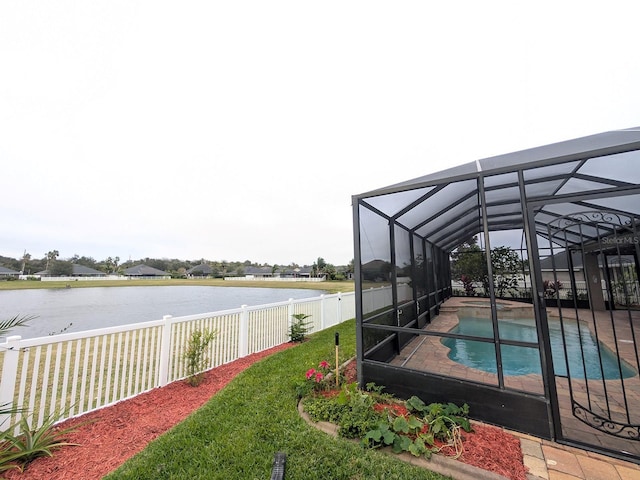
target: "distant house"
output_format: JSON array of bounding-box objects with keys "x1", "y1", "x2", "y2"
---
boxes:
[
  {"x1": 35, "y1": 264, "x2": 107, "y2": 277},
  {"x1": 281, "y1": 266, "x2": 313, "y2": 278},
  {"x1": 241, "y1": 265, "x2": 324, "y2": 280},
  {"x1": 123, "y1": 264, "x2": 170, "y2": 278},
  {"x1": 361, "y1": 259, "x2": 392, "y2": 282},
  {"x1": 242, "y1": 266, "x2": 275, "y2": 278},
  {"x1": 71, "y1": 264, "x2": 106, "y2": 277},
  {"x1": 0, "y1": 266, "x2": 20, "y2": 278},
  {"x1": 538, "y1": 250, "x2": 636, "y2": 285},
  {"x1": 538, "y1": 250, "x2": 639, "y2": 306},
  {"x1": 186, "y1": 264, "x2": 213, "y2": 277}
]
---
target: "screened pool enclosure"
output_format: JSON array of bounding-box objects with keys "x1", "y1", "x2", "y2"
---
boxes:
[{"x1": 352, "y1": 127, "x2": 640, "y2": 463}]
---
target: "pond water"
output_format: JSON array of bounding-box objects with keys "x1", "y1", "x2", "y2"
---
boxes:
[{"x1": 0, "y1": 286, "x2": 325, "y2": 339}]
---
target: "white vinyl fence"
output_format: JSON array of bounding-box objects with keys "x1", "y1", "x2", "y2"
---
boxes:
[{"x1": 0, "y1": 292, "x2": 355, "y2": 433}]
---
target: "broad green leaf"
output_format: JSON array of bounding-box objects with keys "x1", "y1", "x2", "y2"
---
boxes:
[
  {"x1": 407, "y1": 416, "x2": 423, "y2": 431},
  {"x1": 392, "y1": 435, "x2": 411, "y2": 454},
  {"x1": 382, "y1": 429, "x2": 396, "y2": 445},
  {"x1": 392, "y1": 416, "x2": 410, "y2": 434}
]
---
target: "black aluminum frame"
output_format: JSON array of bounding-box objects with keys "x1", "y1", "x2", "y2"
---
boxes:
[{"x1": 352, "y1": 127, "x2": 640, "y2": 463}]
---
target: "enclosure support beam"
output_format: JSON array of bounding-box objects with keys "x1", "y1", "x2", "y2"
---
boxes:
[{"x1": 584, "y1": 253, "x2": 606, "y2": 310}]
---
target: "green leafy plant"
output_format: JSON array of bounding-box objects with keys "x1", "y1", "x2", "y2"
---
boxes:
[
  {"x1": 289, "y1": 313, "x2": 312, "y2": 342},
  {"x1": 304, "y1": 382, "x2": 384, "y2": 439},
  {"x1": 183, "y1": 328, "x2": 217, "y2": 386},
  {"x1": 0, "y1": 410, "x2": 79, "y2": 473},
  {"x1": 364, "y1": 416, "x2": 431, "y2": 457},
  {"x1": 303, "y1": 378, "x2": 473, "y2": 460},
  {"x1": 408, "y1": 398, "x2": 471, "y2": 456}
]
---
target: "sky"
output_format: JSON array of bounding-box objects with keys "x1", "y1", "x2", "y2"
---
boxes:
[{"x1": 1, "y1": 1, "x2": 639, "y2": 267}]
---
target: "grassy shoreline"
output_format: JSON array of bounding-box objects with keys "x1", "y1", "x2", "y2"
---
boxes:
[{"x1": 0, "y1": 278, "x2": 355, "y2": 294}]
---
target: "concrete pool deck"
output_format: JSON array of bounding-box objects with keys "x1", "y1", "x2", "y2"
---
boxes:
[
  {"x1": 444, "y1": 423, "x2": 640, "y2": 479},
  {"x1": 517, "y1": 432, "x2": 640, "y2": 480}
]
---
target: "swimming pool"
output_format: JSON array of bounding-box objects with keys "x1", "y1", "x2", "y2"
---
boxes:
[{"x1": 442, "y1": 316, "x2": 637, "y2": 380}]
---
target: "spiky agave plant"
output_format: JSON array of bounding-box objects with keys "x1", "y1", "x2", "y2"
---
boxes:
[{"x1": 0, "y1": 409, "x2": 80, "y2": 472}]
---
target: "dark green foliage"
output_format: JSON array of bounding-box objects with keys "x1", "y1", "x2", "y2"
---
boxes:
[
  {"x1": 410, "y1": 399, "x2": 472, "y2": 440},
  {"x1": 289, "y1": 313, "x2": 312, "y2": 342},
  {"x1": 490, "y1": 246, "x2": 521, "y2": 297},
  {"x1": 451, "y1": 239, "x2": 523, "y2": 297},
  {"x1": 184, "y1": 329, "x2": 217, "y2": 386},
  {"x1": 304, "y1": 382, "x2": 385, "y2": 439},
  {"x1": 362, "y1": 397, "x2": 472, "y2": 460},
  {"x1": 450, "y1": 238, "x2": 485, "y2": 283},
  {"x1": 49, "y1": 260, "x2": 73, "y2": 276}
]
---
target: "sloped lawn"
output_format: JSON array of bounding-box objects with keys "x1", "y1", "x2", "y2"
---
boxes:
[{"x1": 103, "y1": 320, "x2": 449, "y2": 480}]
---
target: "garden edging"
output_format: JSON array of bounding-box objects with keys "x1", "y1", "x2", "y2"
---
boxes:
[{"x1": 297, "y1": 400, "x2": 510, "y2": 480}]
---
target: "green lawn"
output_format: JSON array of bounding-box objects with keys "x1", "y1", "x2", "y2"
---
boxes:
[{"x1": 103, "y1": 320, "x2": 449, "y2": 480}]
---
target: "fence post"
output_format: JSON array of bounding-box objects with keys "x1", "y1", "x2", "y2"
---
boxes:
[
  {"x1": 287, "y1": 298, "x2": 294, "y2": 335},
  {"x1": 158, "y1": 315, "x2": 172, "y2": 387},
  {"x1": 239, "y1": 305, "x2": 249, "y2": 358},
  {"x1": 320, "y1": 294, "x2": 326, "y2": 330},
  {"x1": 0, "y1": 335, "x2": 22, "y2": 429}
]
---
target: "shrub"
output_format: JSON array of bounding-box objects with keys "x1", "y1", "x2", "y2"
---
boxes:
[
  {"x1": 364, "y1": 397, "x2": 472, "y2": 459},
  {"x1": 302, "y1": 375, "x2": 473, "y2": 460},
  {"x1": 304, "y1": 382, "x2": 386, "y2": 439},
  {"x1": 460, "y1": 275, "x2": 476, "y2": 296},
  {"x1": 543, "y1": 279, "x2": 563, "y2": 298},
  {"x1": 184, "y1": 329, "x2": 217, "y2": 387},
  {"x1": 289, "y1": 313, "x2": 312, "y2": 342}
]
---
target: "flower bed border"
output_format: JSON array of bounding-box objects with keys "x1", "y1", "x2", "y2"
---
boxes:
[{"x1": 298, "y1": 400, "x2": 511, "y2": 480}]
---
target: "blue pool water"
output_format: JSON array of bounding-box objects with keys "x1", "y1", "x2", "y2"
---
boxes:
[{"x1": 442, "y1": 317, "x2": 637, "y2": 380}]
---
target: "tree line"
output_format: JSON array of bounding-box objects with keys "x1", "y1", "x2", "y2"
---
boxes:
[
  {"x1": 0, "y1": 251, "x2": 354, "y2": 281},
  {"x1": 450, "y1": 237, "x2": 527, "y2": 297}
]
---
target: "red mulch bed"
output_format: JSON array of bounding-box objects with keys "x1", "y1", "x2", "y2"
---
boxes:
[
  {"x1": 5, "y1": 349, "x2": 528, "y2": 480},
  {"x1": 341, "y1": 360, "x2": 528, "y2": 480},
  {"x1": 454, "y1": 423, "x2": 527, "y2": 480},
  {"x1": 4, "y1": 343, "x2": 295, "y2": 480}
]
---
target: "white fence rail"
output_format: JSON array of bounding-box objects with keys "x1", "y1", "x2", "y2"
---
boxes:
[{"x1": 0, "y1": 292, "x2": 355, "y2": 432}]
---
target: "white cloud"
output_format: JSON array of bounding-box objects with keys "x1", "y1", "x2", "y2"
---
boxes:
[{"x1": 1, "y1": 1, "x2": 639, "y2": 265}]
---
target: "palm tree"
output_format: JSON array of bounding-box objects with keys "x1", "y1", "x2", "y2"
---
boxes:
[
  {"x1": 45, "y1": 250, "x2": 59, "y2": 271},
  {"x1": 20, "y1": 251, "x2": 31, "y2": 274}
]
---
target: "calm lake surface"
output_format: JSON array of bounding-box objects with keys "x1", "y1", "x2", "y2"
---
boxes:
[{"x1": 0, "y1": 286, "x2": 325, "y2": 339}]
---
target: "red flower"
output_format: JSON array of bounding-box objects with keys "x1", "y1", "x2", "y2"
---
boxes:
[
  {"x1": 315, "y1": 372, "x2": 324, "y2": 383},
  {"x1": 306, "y1": 368, "x2": 316, "y2": 379},
  {"x1": 319, "y1": 361, "x2": 330, "y2": 369}
]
